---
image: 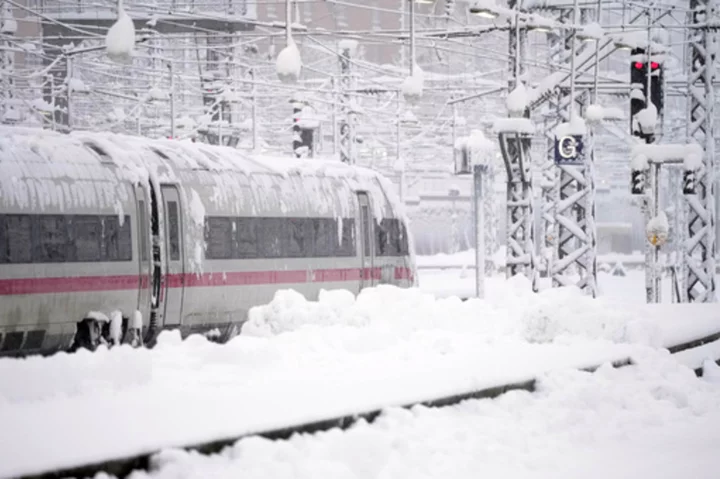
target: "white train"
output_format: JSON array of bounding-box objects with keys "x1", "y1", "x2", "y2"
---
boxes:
[{"x1": 0, "y1": 126, "x2": 416, "y2": 356}]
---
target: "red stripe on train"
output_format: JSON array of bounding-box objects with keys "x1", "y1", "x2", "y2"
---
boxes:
[{"x1": 0, "y1": 266, "x2": 414, "y2": 296}]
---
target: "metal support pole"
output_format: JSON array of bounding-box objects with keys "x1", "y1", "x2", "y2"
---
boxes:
[
  {"x1": 331, "y1": 76, "x2": 337, "y2": 155},
  {"x1": 409, "y1": 0, "x2": 416, "y2": 76},
  {"x1": 685, "y1": 0, "x2": 718, "y2": 302},
  {"x1": 48, "y1": 74, "x2": 56, "y2": 131},
  {"x1": 474, "y1": 164, "x2": 487, "y2": 298},
  {"x1": 250, "y1": 68, "x2": 257, "y2": 150},
  {"x1": 285, "y1": 0, "x2": 292, "y2": 45},
  {"x1": 339, "y1": 45, "x2": 354, "y2": 164},
  {"x1": 66, "y1": 57, "x2": 73, "y2": 131},
  {"x1": 0, "y1": 0, "x2": 16, "y2": 124},
  {"x1": 169, "y1": 61, "x2": 176, "y2": 138}
]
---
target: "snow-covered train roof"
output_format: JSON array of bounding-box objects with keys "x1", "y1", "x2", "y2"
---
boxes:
[{"x1": 0, "y1": 127, "x2": 407, "y2": 222}]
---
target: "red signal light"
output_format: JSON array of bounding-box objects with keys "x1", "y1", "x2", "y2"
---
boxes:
[
  {"x1": 650, "y1": 61, "x2": 660, "y2": 70},
  {"x1": 634, "y1": 61, "x2": 644, "y2": 69}
]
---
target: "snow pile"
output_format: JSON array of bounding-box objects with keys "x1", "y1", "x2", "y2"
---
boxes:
[
  {"x1": 338, "y1": 39, "x2": 359, "y2": 57},
  {"x1": 465, "y1": 129, "x2": 494, "y2": 158},
  {"x1": 67, "y1": 77, "x2": 89, "y2": 94},
  {"x1": 402, "y1": 67, "x2": 424, "y2": 104},
  {"x1": 506, "y1": 82, "x2": 528, "y2": 114},
  {"x1": 630, "y1": 143, "x2": 703, "y2": 167},
  {"x1": 276, "y1": 41, "x2": 302, "y2": 83},
  {"x1": 635, "y1": 104, "x2": 657, "y2": 134},
  {"x1": 555, "y1": 116, "x2": 587, "y2": 137},
  {"x1": 493, "y1": 118, "x2": 535, "y2": 134},
  {"x1": 105, "y1": 3, "x2": 135, "y2": 64},
  {"x1": 685, "y1": 152, "x2": 703, "y2": 170},
  {"x1": 631, "y1": 153, "x2": 649, "y2": 171},
  {"x1": 578, "y1": 22, "x2": 604, "y2": 41},
  {"x1": 123, "y1": 353, "x2": 720, "y2": 479},
  {"x1": 244, "y1": 281, "x2": 660, "y2": 347},
  {"x1": 243, "y1": 289, "x2": 362, "y2": 336},
  {"x1": 585, "y1": 104, "x2": 623, "y2": 122}
]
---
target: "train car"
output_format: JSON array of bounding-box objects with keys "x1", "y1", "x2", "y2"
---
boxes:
[{"x1": 0, "y1": 126, "x2": 416, "y2": 356}]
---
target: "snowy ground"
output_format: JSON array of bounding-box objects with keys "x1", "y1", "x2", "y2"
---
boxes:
[{"x1": 0, "y1": 261, "x2": 719, "y2": 478}]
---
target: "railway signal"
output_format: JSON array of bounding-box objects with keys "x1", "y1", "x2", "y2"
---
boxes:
[{"x1": 630, "y1": 47, "x2": 664, "y2": 141}]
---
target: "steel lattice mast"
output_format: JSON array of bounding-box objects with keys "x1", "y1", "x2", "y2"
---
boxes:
[{"x1": 684, "y1": 0, "x2": 718, "y2": 302}]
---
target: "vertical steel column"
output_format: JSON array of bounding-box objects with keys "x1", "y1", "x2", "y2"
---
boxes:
[
  {"x1": 501, "y1": 1, "x2": 537, "y2": 289},
  {"x1": 339, "y1": 45, "x2": 354, "y2": 164},
  {"x1": 0, "y1": 1, "x2": 16, "y2": 124},
  {"x1": 550, "y1": 0, "x2": 597, "y2": 297},
  {"x1": 685, "y1": 0, "x2": 718, "y2": 302},
  {"x1": 474, "y1": 164, "x2": 487, "y2": 298}
]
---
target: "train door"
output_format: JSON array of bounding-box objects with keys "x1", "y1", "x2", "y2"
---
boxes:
[
  {"x1": 134, "y1": 185, "x2": 152, "y2": 317},
  {"x1": 357, "y1": 192, "x2": 376, "y2": 289},
  {"x1": 161, "y1": 185, "x2": 184, "y2": 326}
]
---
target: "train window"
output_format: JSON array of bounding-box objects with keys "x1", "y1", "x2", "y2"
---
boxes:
[
  {"x1": 258, "y1": 218, "x2": 286, "y2": 258},
  {"x1": 399, "y1": 221, "x2": 409, "y2": 255},
  {"x1": 312, "y1": 218, "x2": 336, "y2": 257},
  {"x1": 375, "y1": 218, "x2": 391, "y2": 256},
  {"x1": 166, "y1": 201, "x2": 180, "y2": 261},
  {"x1": 72, "y1": 216, "x2": 102, "y2": 262},
  {"x1": 0, "y1": 216, "x2": 26, "y2": 263},
  {"x1": 138, "y1": 200, "x2": 148, "y2": 262},
  {"x1": 35, "y1": 215, "x2": 69, "y2": 262},
  {"x1": 103, "y1": 216, "x2": 132, "y2": 261},
  {"x1": 287, "y1": 218, "x2": 312, "y2": 258},
  {"x1": 338, "y1": 218, "x2": 356, "y2": 257},
  {"x1": 236, "y1": 218, "x2": 258, "y2": 258},
  {"x1": 205, "y1": 217, "x2": 234, "y2": 259}
]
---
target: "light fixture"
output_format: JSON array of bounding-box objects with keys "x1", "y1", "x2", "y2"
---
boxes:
[
  {"x1": 527, "y1": 24, "x2": 553, "y2": 33},
  {"x1": 414, "y1": 0, "x2": 434, "y2": 4},
  {"x1": 613, "y1": 39, "x2": 634, "y2": 51},
  {"x1": 470, "y1": 6, "x2": 499, "y2": 18},
  {"x1": 470, "y1": 0, "x2": 499, "y2": 19}
]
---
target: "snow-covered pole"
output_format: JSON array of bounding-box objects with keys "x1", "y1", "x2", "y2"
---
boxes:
[
  {"x1": 65, "y1": 57, "x2": 73, "y2": 131},
  {"x1": 338, "y1": 41, "x2": 354, "y2": 164},
  {"x1": 250, "y1": 67, "x2": 257, "y2": 150},
  {"x1": 168, "y1": 61, "x2": 176, "y2": 139},
  {"x1": 409, "y1": 0, "x2": 416, "y2": 76},
  {"x1": 0, "y1": 0, "x2": 16, "y2": 124},
  {"x1": 591, "y1": 0, "x2": 602, "y2": 103},
  {"x1": 684, "y1": 0, "x2": 717, "y2": 303},
  {"x1": 474, "y1": 163, "x2": 487, "y2": 299},
  {"x1": 396, "y1": 91, "x2": 402, "y2": 162},
  {"x1": 48, "y1": 74, "x2": 56, "y2": 132},
  {"x1": 331, "y1": 76, "x2": 337, "y2": 155},
  {"x1": 569, "y1": 0, "x2": 579, "y2": 122},
  {"x1": 285, "y1": 0, "x2": 292, "y2": 45}
]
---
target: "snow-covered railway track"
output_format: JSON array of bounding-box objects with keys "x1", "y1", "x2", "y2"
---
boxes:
[{"x1": 15, "y1": 331, "x2": 720, "y2": 479}]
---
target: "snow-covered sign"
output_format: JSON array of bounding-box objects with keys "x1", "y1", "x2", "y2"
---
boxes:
[
  {"x1": 276, "y1": 41, "x2": 302, "y2": 83},
  {"x1": 553, "y1": 117, "x2": 586, "y2": 166},
  {"x1": 646, "y1": 211, "x2": 669, "y2": 246},
  {"x1": 105, "y1": 2, "x2": 135, "y2": 64}
]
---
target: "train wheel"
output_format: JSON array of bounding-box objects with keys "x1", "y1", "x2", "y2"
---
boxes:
[{"x1": 70, "y1": 318, "x2": 103, "y2": 352}]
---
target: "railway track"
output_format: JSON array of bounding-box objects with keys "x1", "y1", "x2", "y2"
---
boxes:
[{"x1": 18, "y1": 330, "x2": 720, "y2": 479}]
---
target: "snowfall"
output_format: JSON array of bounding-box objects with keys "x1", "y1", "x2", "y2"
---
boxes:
[{"x1": 1, "y1": 256, "x2": 720, "y2": 479}]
